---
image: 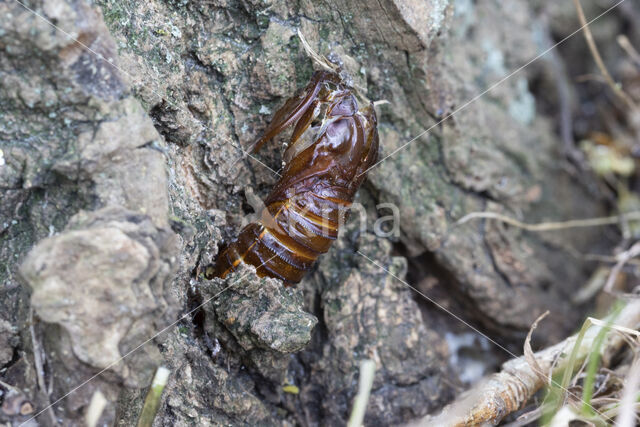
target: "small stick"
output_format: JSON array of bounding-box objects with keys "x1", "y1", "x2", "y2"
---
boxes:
[
  {"x1": 615, "y1": 357, "x2": 640, "y2": 427},
  {"x1": 604, "y1": 241, "x2": 640, "y2": 293},
  {"x1": 136, "y1": 366, "x2": 170, "y2": 427},
  {"x1": 583, "y1": 253, "x2": 640, "y2": 267},
  {"x1": 456, "y1": 211, "x2": 640, "y2": 231},
  {"x1": 29, "y1": 310, "x2": 46, "y2": 395},
  {"x1": 573, "y1": 0, "x2": 638, "y2": 111},
  {"x1": 85, "y1": 390, "x2": 108, "y2": 427},
  {"x1": 29, "y1": 309, "x2": 58, "y2": 426},
  {"x1": 617, "y1": 35, "x2": 640, "y2": 68},
  {"x1": 572, "y1": 267, "x2": 611, "y2": 304},
  {"x1": 0, "y1": 379, "x2": 20, "y2": 393},
  {"x1": 347, "y1": 360, "x2": 376, "y2": 427}
]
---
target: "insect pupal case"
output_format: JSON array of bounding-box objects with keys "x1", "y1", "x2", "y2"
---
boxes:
[{"x1": 209, "y1": 70, "x2": 379, "y2": 285}]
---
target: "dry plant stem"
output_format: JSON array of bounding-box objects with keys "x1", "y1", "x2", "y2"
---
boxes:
[
  {"x1": 296, "y1": 29, "x2": 338, "y2": 73},
  {"x1": 414, "y1": 300, "x2": 640, "y2": 427},
  {"x1": 604, "y1": 241, "x2": 640, "y2": 293},
  {"x1": 85, "y1": 390, "x2": 107, "y2": 427},
  {"x1": 456, "y1": 211, "x2": 640, "y2": 231},
  {"x1": 29, "y1": 309, "x2": 57, "y2": 426},
  {"x1": 136, "y1": 366, "x2": 170, "y2": 427},
  {"x1": 347, "y1": 360, "x2": 376, "y2": 427},
  {"x1": 0, "y1": 380, "x2": 20, "y2": 393},
  {"x1": 573, "y1": 0, "x2": 638, "y2": 111},
  {"x1": 617, "y1": 35, "x2": 640, "y2": 68},
  {"x1": 583, "y1": 253, "x2": 640, "y2": 267},
  {"x1": 573, "y1": 267, "x2": 611, "y2": 304},
  {"x1": 29, "y1": 310, "x2": 46, "y2": 395},
  {"x1": 616, "y1": 357, "x2": 640, "y2": 427}
]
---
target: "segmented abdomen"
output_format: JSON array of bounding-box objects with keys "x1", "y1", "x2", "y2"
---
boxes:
[{"x1": 209, "y1": 190, "x2": 349, "y2": 284}]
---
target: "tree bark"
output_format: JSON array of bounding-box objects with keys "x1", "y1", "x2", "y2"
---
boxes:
[{"x1": 0, "y1": 0, "x2": 631, "y2": 425}]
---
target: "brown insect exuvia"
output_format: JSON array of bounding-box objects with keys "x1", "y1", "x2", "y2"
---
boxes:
[{"x1": 206, "y1": 69, "x2": 379, "y2": 285}]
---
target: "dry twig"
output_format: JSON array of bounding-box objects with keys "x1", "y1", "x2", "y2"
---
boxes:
[
  {"x1": 573, "y1": 0, "x2": 638, "y2": 111},
  {"x1": 617, "y1": 35, "x2": 640, "y2": 67},
  {"x1": 0, "y1": 380, "x2": 19, "y2": 394},
  {"x1": 29, "y1": 309, "x2": 58, "y2": 426},
  {"x1": 85, "y1": 390, "x2": 108, "y2": 427},
  {"x1": 604, "y1": 241, "x2": 640, "y2": 294},
  {"x1": 456, "y1": 211, "x2": 640, "y2": 231},
  {"x1": 616, "y1": 356, "x2": 640, "y2": 427}
]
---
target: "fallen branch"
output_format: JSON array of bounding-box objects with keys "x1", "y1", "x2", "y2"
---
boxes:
[{"x1": 411, "y1": 301, "x2": 640, "y2": 426}]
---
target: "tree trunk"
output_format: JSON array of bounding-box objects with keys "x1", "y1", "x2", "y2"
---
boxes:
[{"x1": 0, "y1": 0, "x2": 631, "y2": 425}]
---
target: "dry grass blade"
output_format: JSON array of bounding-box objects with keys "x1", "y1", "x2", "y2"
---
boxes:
[
  {"x1": 524, "y1": 311, "x2": 550, "y2": 383},
  {"x1": 29, "y1": 309, "x2": 58, "y2": 426},
  {"x1": 587, "y1": 317, "x2": 640, "y2": 338}
]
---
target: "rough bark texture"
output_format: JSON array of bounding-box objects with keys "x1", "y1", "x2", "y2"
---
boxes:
[{"x1": 0, "y1": 0, "x2": 634, "y2": 425}]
